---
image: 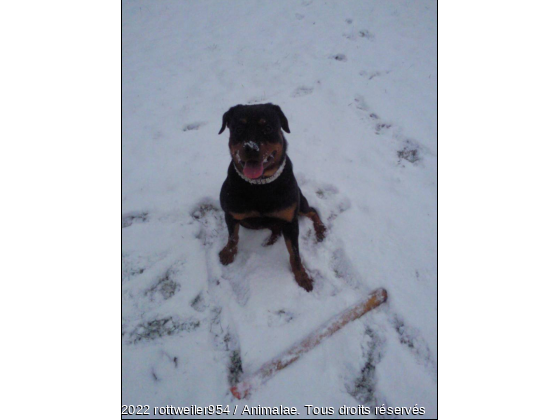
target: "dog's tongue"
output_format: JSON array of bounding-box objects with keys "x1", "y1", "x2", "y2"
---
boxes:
[{"x1": 243, "y1": 160, "x2": 264, "y2": 179}]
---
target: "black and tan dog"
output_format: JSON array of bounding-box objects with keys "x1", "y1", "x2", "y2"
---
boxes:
[{"x1": 218, "y1": 103, "x2": 326, "y2": 292}]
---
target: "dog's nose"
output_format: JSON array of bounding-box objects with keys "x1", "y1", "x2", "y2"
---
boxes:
[
  {"x1": 243, "y1": 141, "x2": 260, "y2": 158},
  {"x1": 243, "y1": 141, "x2": 260, "y2": 153}
]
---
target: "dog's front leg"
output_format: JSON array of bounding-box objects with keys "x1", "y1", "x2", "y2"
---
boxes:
[
  {"x1": 282, "y1": 219, "x2": 313, "y2": 292},
  {"x1": 219, "y1": 212, "x2": 239, "y2": 265}
]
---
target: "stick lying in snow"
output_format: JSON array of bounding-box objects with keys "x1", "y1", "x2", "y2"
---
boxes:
[{"x1": 230, "y1": 288, "x2": 388, "y2": 399}]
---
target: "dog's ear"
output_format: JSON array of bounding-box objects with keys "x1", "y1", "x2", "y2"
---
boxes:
[
  {"x1": 218, "y1": 108, "x2": 232, "y2": 135},
  {"x1": 271, "y1": 104, "x2": 290, "y2": 133}
]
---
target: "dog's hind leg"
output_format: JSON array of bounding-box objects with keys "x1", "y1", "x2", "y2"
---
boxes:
[
  {"x1": 298, "y1": 190, "x2": 326, "y2": 242},
  {"x1": 263, "y1": 226, "x2": 282, "y2": 247}
]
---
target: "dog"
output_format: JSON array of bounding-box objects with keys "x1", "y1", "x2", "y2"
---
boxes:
[{"x1": 218, "y1": 103, "x2": 326, "y2": 292}]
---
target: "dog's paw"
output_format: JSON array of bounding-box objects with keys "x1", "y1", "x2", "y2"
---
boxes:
[
  {"x1": 314, "y1": 223, "x2": 327, "y2": 242},
  {"x1": 262, "y1": 231, "x2": 281, "y2": 247},
  {"x1": 219, "y1": 246, "x2": 237, "y2": 265},
  {"x1": 294, "y1": 270, "x2": 314, "y2": 292}
]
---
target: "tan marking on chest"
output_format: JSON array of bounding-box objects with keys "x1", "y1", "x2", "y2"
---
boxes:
[
  {"x1": 230, "y1": 211, "x2": 260, "y2": 220},
  {"x1": 264, "y1": 202, "x2": 297, "y2": 222},
  {"x1": 230, "y1": 202, "x2": 297, "y2": 223}
]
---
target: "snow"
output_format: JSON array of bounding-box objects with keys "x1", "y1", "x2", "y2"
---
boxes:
[{"x1": 122, "y1": 0, "x2": 436, "y2": 417}]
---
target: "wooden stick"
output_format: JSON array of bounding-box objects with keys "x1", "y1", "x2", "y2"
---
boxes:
[{"x1": 230, "y1": 288, "x2": 388, "y2": 399}]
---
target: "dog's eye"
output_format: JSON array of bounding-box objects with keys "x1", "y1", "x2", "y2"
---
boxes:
[{"x1": 263, "y1": 125, "x2": 273, "y2": 134}]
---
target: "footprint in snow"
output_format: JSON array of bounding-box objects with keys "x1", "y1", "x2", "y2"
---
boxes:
[
  {"x1": 330, "y1": 248, "x2": 360, "y2": 287},
  {"x1": 191, "y1": 204, "x2": 244, "y2": 387},
  {"x1": 314, "y1": 183, "x2": 338, "y2": 200},
  {"x1": 191, "y1": 199, "x2": 250, "y2": 306},
  {"x1": 267, "y1": 309, "x2": 295, "y2": 327},
  {"x1": 301, "y1": 181, "x2": 350, "y2": 227},
  {"x1": 149, "y1": 351, "x2": 181, "y2": 383},
  {"x1": 247, "y1": 96, "x2": 267, "y2": 105},
  {"x1": 190, "y1": 292, "x2": 208, "y2": 313},
  {"x1": 349, "y1": 93, "x2": 424, "y2": 166},
  {"x1": 390, "y1": 314, "x2": 437, "y2": 381},
  {"x1": 144, "y1": 268, "x2": 181, "y2": 301},
  {"x1": 122, "y1": 253, "x2": 150, "y2": 282},
  {"x1": 346, "y1": 325, "x2": 390, "y2": 409},
  {"x1": 222, "y1": 260, "x2": 251, "y2": 307},
  {"x1": 397, "y1": 139, "x2": 421, "y2": 165},
  {"x1": 122, "y1": 211, "x2": 149, "y2": 228},
  {"x1": 343, "y1": 30, "x2": 374, "y2": 41},
  {"x1": 330, "y1": 53, "x2": 347, "y2": 62},
  {"x1": 191, "y1": 200, "x2": 225, "y2": 247},
  {"x1": 291, "y1": 86, "x2": 313, "y2": 98},
  {"x1": 375, "y1": 122, "x2": 393, "y2": 135},
  {"x1": 297, "y1": 180, "x2": 361, "y2": 294},
  {"x1": 357, "y1": 29, "x2": 374, "y2": 40},
  {"x1": 350, "y1": 95, "x2": 400, "y2": 142},
  {"x1": 353, "y1": 94, "x2": 368, "y2": 111},
  {"x1": 182, "y1": 121, "x2": 206, "y2": 131},
  {"x1": 359, "y1": 70, "x2": 390, "y2": 80},
  {"x1": 208, "y1": 306, "x2": 243, "y2": 386},
  {"x1": 127, "y1": 316, "x2": 200, "y2": 344}
]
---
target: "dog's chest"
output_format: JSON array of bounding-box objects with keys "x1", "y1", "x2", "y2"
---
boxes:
[{"x1": 229, "y1": 202, "x2": 297, "y2": 223}]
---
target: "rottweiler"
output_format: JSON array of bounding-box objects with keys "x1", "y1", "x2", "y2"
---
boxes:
[{"x1": 218, "y1": 103, "x2": 326, "y2": 292}]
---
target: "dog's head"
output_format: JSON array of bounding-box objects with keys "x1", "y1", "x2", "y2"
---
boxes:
[{"x1": 219, "y1": 103, "x2": 290, "y2": 180}]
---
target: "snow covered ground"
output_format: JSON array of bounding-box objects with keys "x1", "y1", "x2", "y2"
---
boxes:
[{"x1": 122, "y1": 0, "x2": 436, "y2": 417}]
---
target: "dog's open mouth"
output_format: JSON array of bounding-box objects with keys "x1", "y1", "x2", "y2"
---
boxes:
[
  {"x1": 240, "y1": 151, "x2": 277, "y2": 179},
  {"x1": 242, "y1": 160, "x2": 263, "y2": 179}
]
